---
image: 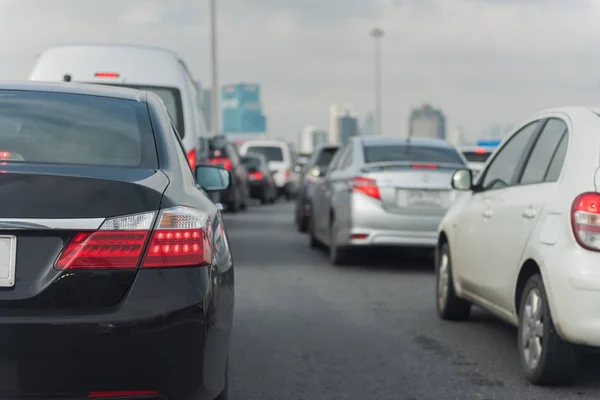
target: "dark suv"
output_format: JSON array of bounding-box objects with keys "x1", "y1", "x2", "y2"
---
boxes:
[
  {"x1": 208, "y1": 136, "x2": 250, "y2": 212},
  {"x1": 294, "y1": 144, "x2": 339, "y2": 232}
]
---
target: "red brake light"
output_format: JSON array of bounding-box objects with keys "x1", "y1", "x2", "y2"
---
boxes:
[
  {"x1": 0, "y1": 151, "x2": 11, "y2": 159},
  {"x1": 141, "y1": 207, "x2": 211, "y2": 268},
  {"x1": 88, "y1": 391, "x2": 159, "y2": 398},
  {"x1": 350, "y1": 177, "x2": 380, "y2": 200},
  {"x1": 249, "y1": 171, "x2": 264, "y2": 180},
  {"x1": 187, "y1": 148, "x2": 197, "y2": 170},
  {"x1": 95, "y1": 72, "x2": 120, "y2": 78},
  {"x1": 284, "y1": 169, "x2": 291, "y2": 178},
  {"x1": 475, "y1": 147, "x2": 487, "y2": 155},
  {"x1": 55, "y1": 231, "x2": 149, "y2": 270},
  {"x1": 54, "y1": 207, "x2": 212, "y2": 270},
  {"x1": 210, "y1": 157, "x2": 232, "y2": 170},
  {"x1": 572, "y1": 192, "x2": 600, "y2": 251},
  {"x1": 412, "y1": 163, "x2": 438, "y2": 169}
]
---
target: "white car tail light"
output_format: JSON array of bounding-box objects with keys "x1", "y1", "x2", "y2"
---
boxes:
[
  {"x1": 54, "y1": 207, "x2": 211, "y2": 270},
  {"x1": 572, "y1": 193, "x2": 600, "y2": 251}
]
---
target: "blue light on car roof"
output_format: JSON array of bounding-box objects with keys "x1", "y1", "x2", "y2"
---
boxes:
[{"x1": 476, "y1": 139, "x2": 501, "y2": 147}]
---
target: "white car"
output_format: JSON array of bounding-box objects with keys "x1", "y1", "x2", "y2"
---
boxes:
[
  {"x1": 436, "y1": 107, "x2": 600, "y2": 385},
  {"x1": 458, "y1": 145, "x2": 494, "y2": 177},
  {"x1": 30, "y1": 44, "x2": 210, "y2": 169},
  {"x1": 239, "y1": 139, "x2": 297, "y2": 199}
]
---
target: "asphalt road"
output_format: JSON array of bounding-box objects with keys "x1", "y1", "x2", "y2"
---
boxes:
[{"x1": 225, "y1": 201, "x2": 600, "y2": 400}]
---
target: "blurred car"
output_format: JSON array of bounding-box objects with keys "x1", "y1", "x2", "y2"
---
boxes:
[
  {"x1": 29, "y1": 44, "x2": 211, "y2": 169},
  {"x1": 239, "y1": 139, "x2": 297, "y2": 199},
  {"x1": 459, "y1": 145, "x2": 494, "y2": 177},
  {"x1": 0, "y1": 81, "x2": 233, "y2": 400},
  {"x1": 295, "y1": 145, "x2": 340, "y2": 232},
  {"x1": 209, "y1": 135, "x2": 250, "y2": 212},
  {"x1": 435, "y1": 110, "x2": 595, "y2": 386},
  {"x1": 309, "y1": 137, "x2": 467, "y2": 265},
  {"x1": 242, "y1": 153, "x2": 277, "y2": 204}
]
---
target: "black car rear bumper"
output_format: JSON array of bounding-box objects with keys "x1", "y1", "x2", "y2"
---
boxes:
[
  {"x1": 0, "y1": 268, "x2": 231, "y2": 400},
  {"x1": 248, "y1": 181, "x2": 265, "y2": 198}
]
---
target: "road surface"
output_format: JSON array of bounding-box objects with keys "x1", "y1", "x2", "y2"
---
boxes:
[{"x1": 225, "y1": 201, "x2": 600, "y2": 400}]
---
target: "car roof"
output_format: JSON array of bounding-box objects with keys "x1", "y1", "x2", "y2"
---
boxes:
[
  {"x1": 357, "y1": 136, "x2": 455, "y2": 149},
  {"x1": 242, "y1": 139, "x2": 290, "y2": 149},
  {"x1": 0, "y1": 81, "x2": 145, "y2": 102},
  {"x1": 40, "y1": 43, "x2": 180, "y2": 59}
]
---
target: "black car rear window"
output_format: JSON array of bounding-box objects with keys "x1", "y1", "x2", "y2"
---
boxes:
[
  {"x1": 315, "y1": 148, "x2": 338, "y2": 167},
  {"x1": 242, "y1": 156, "x2": 261, "y2": 170},
  {"x1": 363, "y1": 144, "x2": 464, "y2": 165},
  {"x1": 0, "y1": 90, "x2": 157, "y2": 168},
  {"x1": 462, "y1": 151, "x2": 492, "y2": 163},
  {"x1": 245, "y1": 146, "x2": 284, "y2": 162},
  {"x1": 209, "y1": 137, "x2": 230, "y2": 158},
  {"x1": 99, "y1": 84, "x2": 185, "y2": 138}
]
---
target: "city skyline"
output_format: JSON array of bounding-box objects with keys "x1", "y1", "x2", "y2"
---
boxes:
[{"x1": 2, "y1": 1, "x2": 598, "y2": 143}]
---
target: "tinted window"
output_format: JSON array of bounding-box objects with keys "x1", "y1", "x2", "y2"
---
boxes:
[
  {"x1": 544, "y1": 132, "x2": 568, "y2": 182},
  {"x1": 0, "y1": 90, "x2": 155, "y2": 168},
  {"x1": 245, "y1": 146, "x2": 284, "y2": 162},
  {"x1": 481, "y1": 122, "x2": 539, "y2": 190},
  {"x1": 102, "y1": 84, "x2": 185, "y2": 138},
  {"x1": 462, "y1": 151, "x2": 492, "y2": 163},
  {"x1": 520, "y1": 119, "x2": 567, "y2": 185},
  {"x1": 315, "y1": 148, "x2": 338, "y2": 167},
  {"x1": 326, "y1": 145, "x2": 348, "y2": 174},
  {"x1": 209, "y1": 137, "x2": 230, "y2": 159},
  {"x1": 363, "y1": 145, "x2": 464, "y2": 165},
  {"x1": 242, "y1": 156, "x2": 261, "y2": 171}
]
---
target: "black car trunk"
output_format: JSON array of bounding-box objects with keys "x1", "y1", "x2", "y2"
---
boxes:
[{"x1": 0, "y1": 164, "x2": 169, "y2": 312}]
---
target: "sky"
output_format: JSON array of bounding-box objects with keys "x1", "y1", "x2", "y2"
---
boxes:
[{"x1": 1, "y1": 0, "x2": 600, "y2": 143}]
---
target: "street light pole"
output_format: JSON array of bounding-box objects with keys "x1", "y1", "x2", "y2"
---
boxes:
[
  {"x1": 370, "y1": 27, "x2": 384, "y2": 136},
  {"x1": 209, "y1": 0, "x2": 219, "y2": 137}
]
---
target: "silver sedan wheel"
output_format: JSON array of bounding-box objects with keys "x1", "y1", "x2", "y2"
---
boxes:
[
  {"x1": 521, "y1": 288, "x2": 545, "y2": 370},
  {"x1": 437, "y1": 251, "x2": 449, "y2": 310}
]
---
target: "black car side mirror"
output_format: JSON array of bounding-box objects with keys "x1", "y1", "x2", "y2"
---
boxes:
[{"x1": 195, "y1": 165, "x2": 232, "y2": 192}]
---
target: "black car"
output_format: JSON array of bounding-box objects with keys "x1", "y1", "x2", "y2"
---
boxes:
[
  {"x1": 242, "y1": 153, "x2": 277, "y2": 204},
  {"x1": 209, "y1": 135, "x2": 250, "y2": 212},
  {"x1": 295, "y1": 144, "x2": 340, "y2": 232},
  {"x1": 0, "y1": 82, "x2": 233, "y2": 400}
]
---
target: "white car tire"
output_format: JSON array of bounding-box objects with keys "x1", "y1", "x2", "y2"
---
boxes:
[
  {"x1": 518, "y1": 274, "x2": 579, "y2": 386},
  {"x1": 436, "y1": 242, "x2": 471, "y2": 321}
]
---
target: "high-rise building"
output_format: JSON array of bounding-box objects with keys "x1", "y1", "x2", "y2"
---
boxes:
[
  {"x1": 448, "y1": 126, "x2": 467, "y2": 147},
  {"x1": 298, "y1": 126, "x2": 329, "y2": 154},
  {"x1": 362, "y1": 112, "x2": 375, "y2": 136},
  {"x1": 329, "y1": 104, "x2": 359, "y2": 145},
  {"x1": 480, "y1": 124, "x2": 513, "y2": 141},
  {"x1": 408, "y1": 104, "x2": 446, "y2": 139},
  {"x1": 221, "y1": 83, "x2": 267, "y2": 134}
]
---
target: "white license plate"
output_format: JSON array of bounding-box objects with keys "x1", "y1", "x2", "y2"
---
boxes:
[
  {"x1": 407, "y1": 190, "x2": 442, "y2": 208},
  {"x1": 0, "y1": 236, "x2": 16, "y2": 287}
]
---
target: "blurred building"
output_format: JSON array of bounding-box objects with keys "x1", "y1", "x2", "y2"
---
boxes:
[
  {"x1": 408, "y1": 104, "x2": 446, "y2": 139},
  {"x1": 362, "y1": 112, "x2": 374, "y2": 136},
  {"x1": 298, "y1": 126, "x2": 329, "y2": 154},
  {"x1": 221, "y1": 82, "x2": 267, "y2": 134},
  {"x1": 329, "y1": 104, "x2": 359, "y2": 145},
  {"x1": 480, "y1": 124, "x2": 513, "y2": 141},
  {"x1": 448, "y1": 126, "x2": 467, "y2": 147}
]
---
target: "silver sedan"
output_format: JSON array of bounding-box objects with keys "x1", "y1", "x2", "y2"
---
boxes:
[{"x1": 309, "y1": 136, "x2": 468, "y2": 265}]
